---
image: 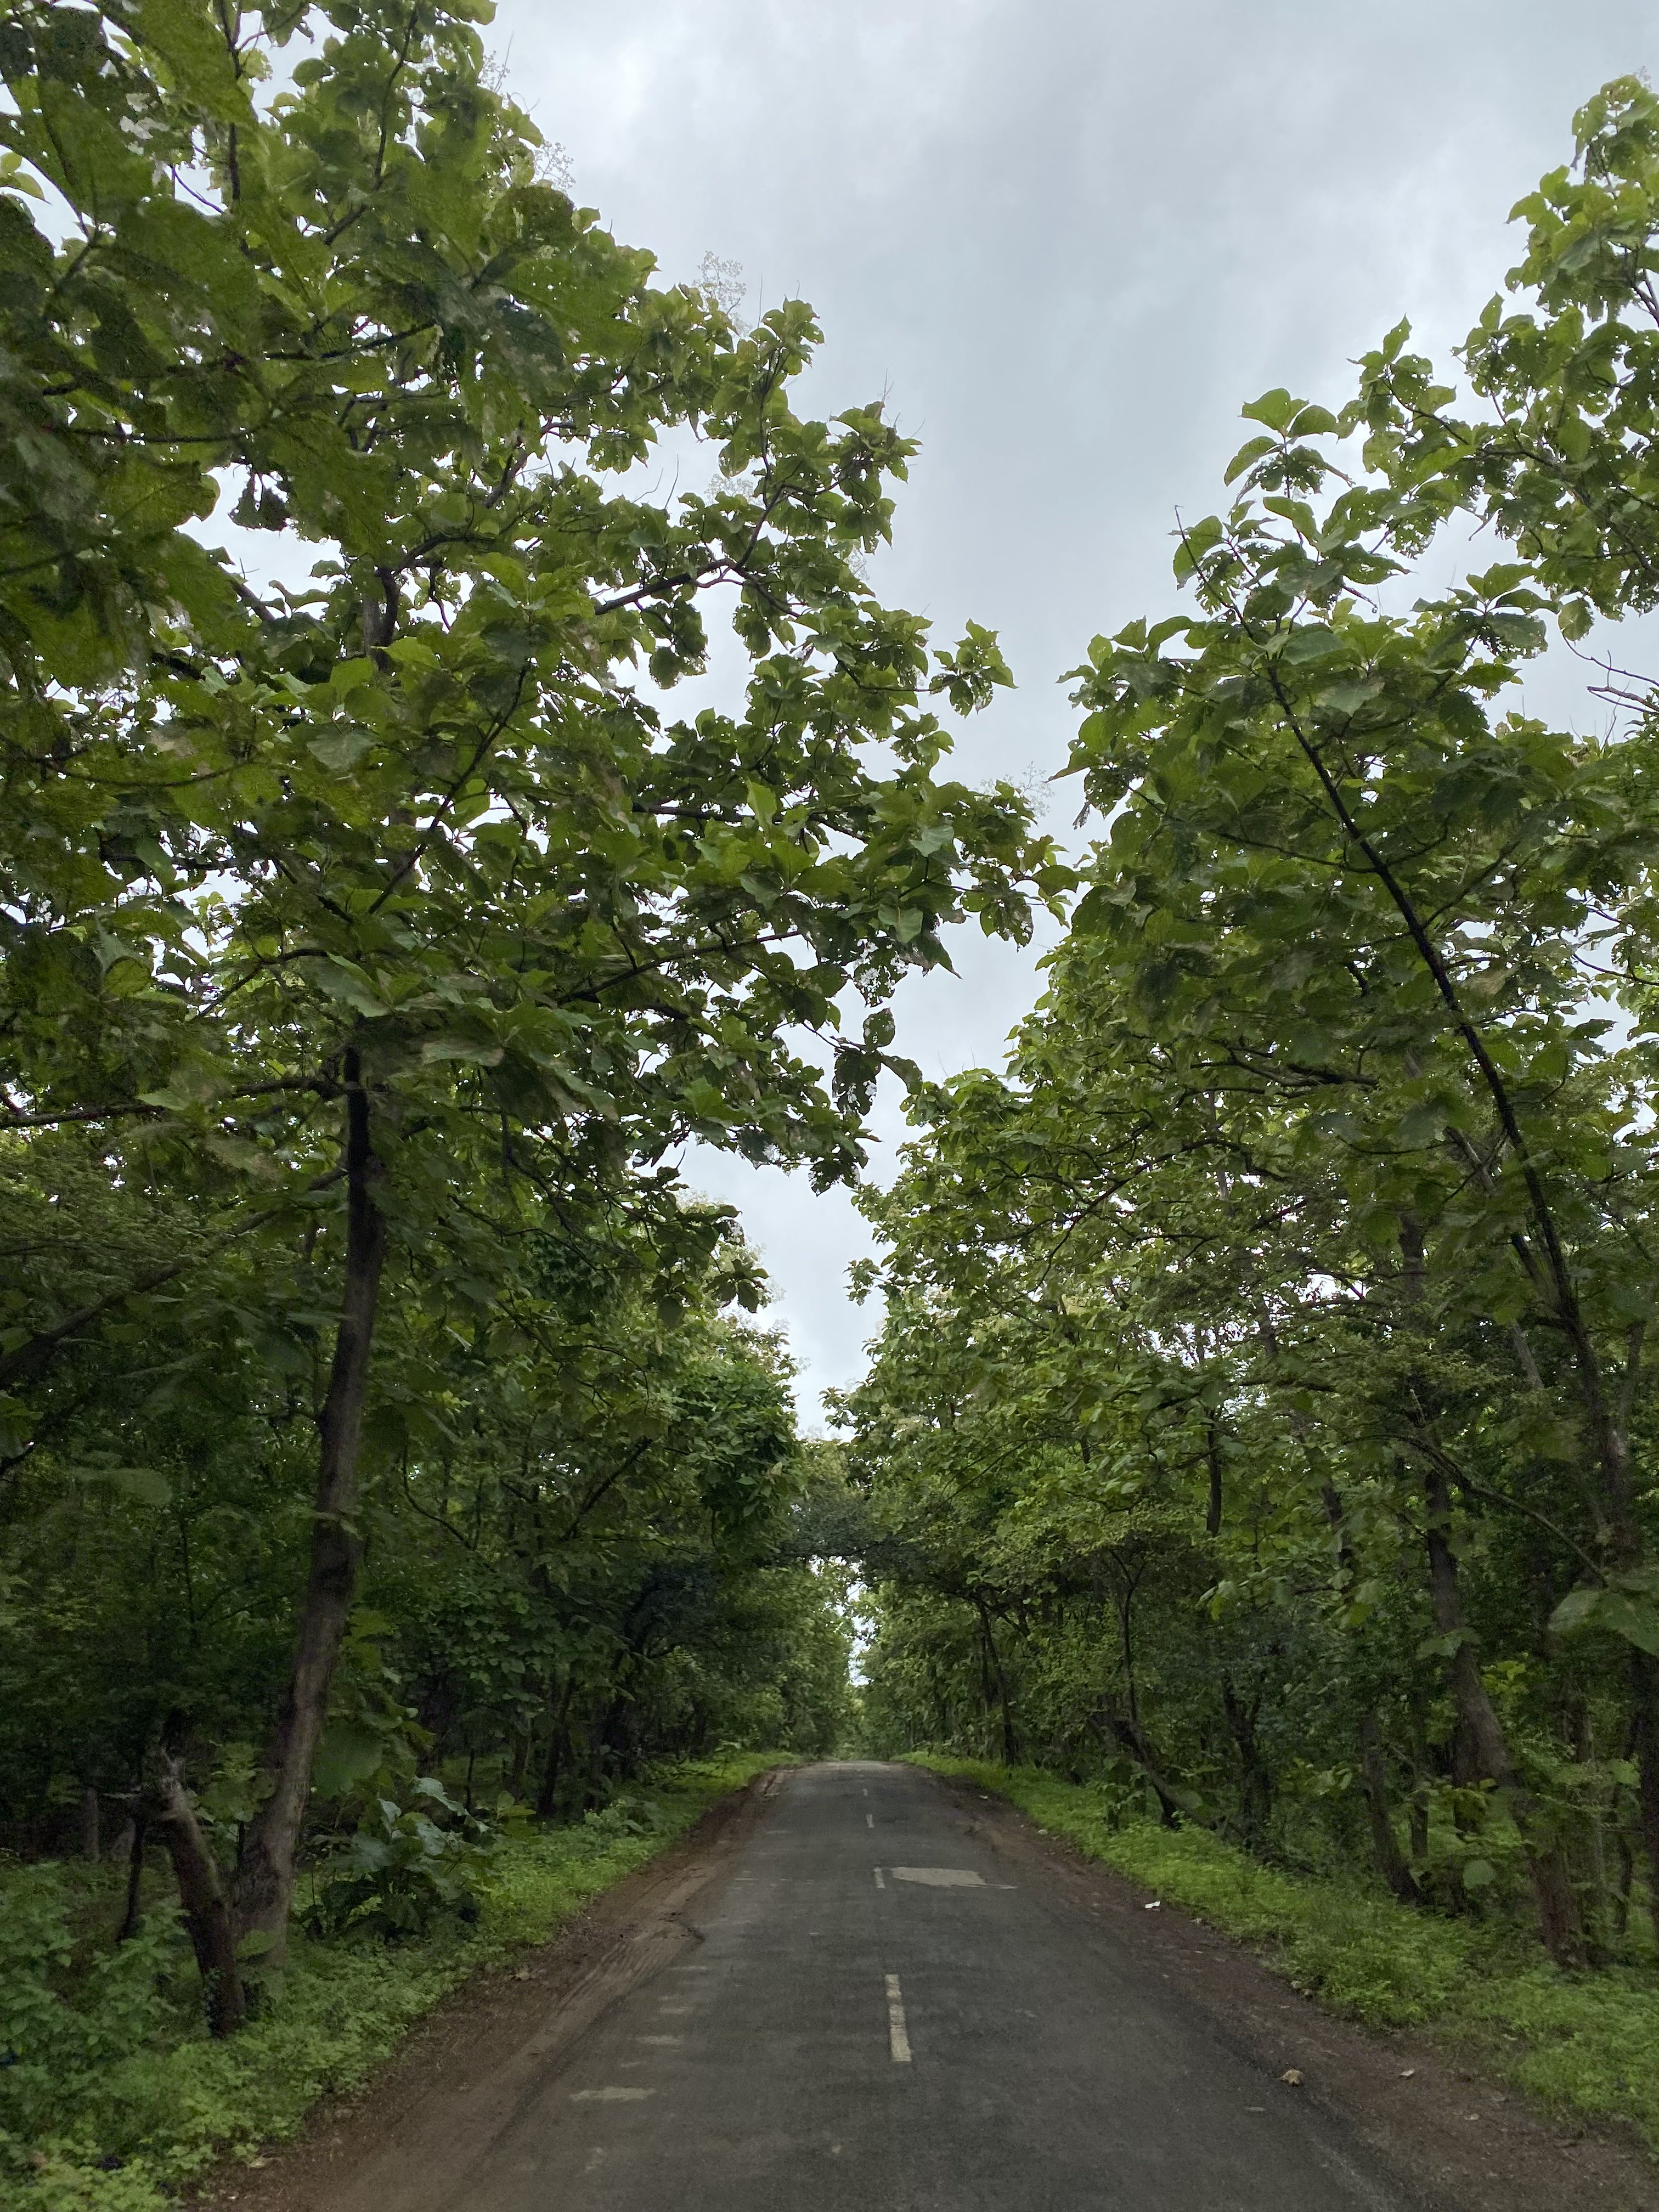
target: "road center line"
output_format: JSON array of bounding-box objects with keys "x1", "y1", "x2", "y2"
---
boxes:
[
  {"x1": 885, "y1": 1973, "x2": 912, "y2": 2064},
  {"x1": 873, "y1": 1867, "x2": 885, "y2": 1889},
  {"x1": 866, "y1": 1813, "x2": 874, "y2": 1829}
]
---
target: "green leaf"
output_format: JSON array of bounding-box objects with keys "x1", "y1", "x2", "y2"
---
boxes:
[
  {"x1": 313, "y1": 1722, "x2": 393, "y2": 1799},
  {"x1": 308, "y1": 726, "x2": 375, "y2": 772},
  {"x1": 1240, "y1": 388, "x2": 1300, "y2": 434},
  {"x1": 1551, "y1": 1584, "x2": 1659, "y2": 1655},
  {"x1": 1223, "y1": 435, "x2": 1276, "y2": 486}
]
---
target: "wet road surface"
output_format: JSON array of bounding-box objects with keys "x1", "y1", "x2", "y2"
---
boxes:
[{"x1": 457, "y1": 1760, "x2": 1407, "y2": 2211}]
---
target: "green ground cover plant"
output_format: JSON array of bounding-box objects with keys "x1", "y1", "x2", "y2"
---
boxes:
[
  {"x1": 1, "y1": 1756, "x2": 788, "y2": 2212},
  {"x1": 911, "y1": 1757, "x2": 1659, "y2": 2152}
]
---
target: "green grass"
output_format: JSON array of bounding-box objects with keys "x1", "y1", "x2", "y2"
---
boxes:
[
  {"x1": 2, "y1": 1754, "x2": 791, "y2": 2212},
  {"x1": 910, "y1": 1755, "x2": 1659, "y2": 2154}
]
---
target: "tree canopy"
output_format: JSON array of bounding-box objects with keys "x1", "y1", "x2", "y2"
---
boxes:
[
  {"x1": 0, "y1": 0, "x2": 1063, "y2": 2034},
  {"x1": 10, "y1": 0, "x2": 1659, "y2": 2103},
  {"x1": 845, "y1": 76, "x2": 1659, "y2": 1973}
]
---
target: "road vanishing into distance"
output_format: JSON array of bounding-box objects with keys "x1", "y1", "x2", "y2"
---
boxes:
[{"x1": 396, "y1": 1762, "x2": 1408, "y2": 2212}]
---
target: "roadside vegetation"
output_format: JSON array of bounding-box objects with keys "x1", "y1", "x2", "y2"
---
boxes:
[
  {"x1": 839, "y1": 76, "x2": 1659, "y2": 2164},
  {"x1": 911, "y1": 1757, "x2": 1659, "y2": 2149},
  {"x1": 7, "y1": 1754, "x2": 787, "y2": 2212}
]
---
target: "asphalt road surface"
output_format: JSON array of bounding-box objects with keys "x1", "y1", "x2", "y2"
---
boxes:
[{"x1": 458, "y1": 1760, "x2": 1408, "y2": 2212}]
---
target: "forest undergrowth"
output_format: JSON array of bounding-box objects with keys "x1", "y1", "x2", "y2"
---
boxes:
[
  {"x1": 910, "y1": 1757, "x2": 1659, "y2": 2153},
  {"x1": 0, "y1": 1756, "x2": 789, "y2": 2212}
]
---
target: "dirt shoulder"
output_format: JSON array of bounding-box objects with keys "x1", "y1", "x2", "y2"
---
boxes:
[
  {"x1": 188, "y1": 1769, "x2": 785, "y2": 2212},
  {"x1": 936, "y1": 1773, "x2": 1658, "y2": 2212},
  {"x1": 192, "y1": 1763, "x2": 1659, "y2": 2212}
]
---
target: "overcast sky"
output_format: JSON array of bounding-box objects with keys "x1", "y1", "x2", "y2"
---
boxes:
[{"x1": 489, "y1": 0, "x2": 1659, "y2": 1423}]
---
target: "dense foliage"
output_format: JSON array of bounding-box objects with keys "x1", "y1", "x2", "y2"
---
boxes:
[
  {"x1": 0, "y1": 0, "x2": 1062, "y2": 2061},
  {"x1": 5, "y1": 1755, "x2": 786, "y2": 2212},
  {"x1": 15, "y1": 0, "x2": 1659, "y2": 2180},
  {"x1": 847, "y1": 80, "x2": 1659, "y2": 1979}
]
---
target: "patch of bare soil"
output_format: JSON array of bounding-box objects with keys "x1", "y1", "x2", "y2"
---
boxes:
[
  {"x1": 937, "y1": 1775, "x2": 1659, "y2": 2212},
  {"x1": 188, "y1": 1770, "x2": 785, "y2": 2212}
]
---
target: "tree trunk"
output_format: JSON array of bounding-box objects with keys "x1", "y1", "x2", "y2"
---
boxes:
[
  {"x1": 1094, "y1": 1709, "x2": 1186, "y2": 1829},
  {"x1": 117, "y1": 1812, "x2": 147, "y2": 1942},
  {"x1": 1317, "y1": 1469, "x2": 1420, "y2": 1901},
  {"x1": 1356, "y1": 1709, "x2": 1421, "y2": 1904},
  {"x1": 154, "y1": 1758, "x2": 246, "y2": 2037},
  {"x1": 507, "y1": 1729, "x2": 531, "y2": 1801},
  {"x1": 1423, "y1": 1464, "x2": 1584, "y2": 1965},
  {"x1": 1628, "y1": 1648, "x2": 1659, "y2": 1948},
  {"x1": 1220, "y1": 1673, "x2": 1271, "y2": 1848},
  {"x1": 1408, "y1": 1770, "x2": 1430, "y2": 1867},
  {"x1": 974, "y1": 1596, "x2": 1020, "y2": 1765},
  {"x1": 230, "y1": 1058, "x2": 387, "y2": 1966},
  {"x1": 1613, "y1": 1818, "x2": 1635, "y2": 1938},
  {"x1": 80, "y1": 1786, "x2": 100, "y2": 1863},
  {"x1": 535, "y1": 1677, "x2": 577, "y2": 1818}
]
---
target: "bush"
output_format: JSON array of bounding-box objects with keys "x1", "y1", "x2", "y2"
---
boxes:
[
  {"x1": 0, "y1": 1753, "x2": 789, "y2": 2212},
  {"x1": 302, "y1": 1781, "x2": 494, "y2": 1943},
  {"x1": 0, "y1": 1867, "x2": 186, "y2": 2147}
]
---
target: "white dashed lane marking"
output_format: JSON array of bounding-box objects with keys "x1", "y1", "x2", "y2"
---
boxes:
[{"x1": 885, "y1": 1974, "x2": 912, "y2": 2064}]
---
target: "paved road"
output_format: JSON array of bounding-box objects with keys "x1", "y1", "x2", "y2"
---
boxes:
[{"x1": 455, "y1": 1761, "x2": 1407, "y2": 2211}]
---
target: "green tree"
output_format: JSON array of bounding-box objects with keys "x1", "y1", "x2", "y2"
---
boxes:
[
  {"x1": 846, "y1": 78, "x2": 1659, "y2": 1971},
  {"x1": 0, "y1": 0, "x2": 1065, "y2": 2025}
]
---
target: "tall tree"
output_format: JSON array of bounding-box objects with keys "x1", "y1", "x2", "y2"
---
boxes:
[
  {"x1": 0, "y1": 0, "x2": 1066, "y2": 2015},
  {"x1": 847, "y1": 77, "x2": 1659, "y2": 1970}
]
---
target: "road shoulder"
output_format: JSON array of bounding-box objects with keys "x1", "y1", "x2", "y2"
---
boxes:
[
  {"x1": 187, "y1": 1771, "x2": 786, "y2": 2212},
  {"x1": 935, "y1": 1772, "x2": 1658, "y2": 2212}
]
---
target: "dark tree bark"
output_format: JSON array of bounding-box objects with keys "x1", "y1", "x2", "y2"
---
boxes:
[
  {"x1": 1385, "y1": 1215, "x2": 1582, "y2": 1958},
  {"x1": 117, "y1": 1812, "x2": 147, "y2": 1942},
  {"x1": 507, "y1": 1729, "x2": 531, "y2": 1801},
  {"x1": 1423, "y1": 1463, "x2": 1585, "y2": 1966},
  {"x1": 1613, "y1": 1817, "x2": 1635, "y2": 1938},
  {"x1": 1220, "y1": 1674, "x2": 1271, "y2": 1849},
  {"x1": 1629, "y1": 1649, "x2": 1659, "y2": 1942},
  {"x1": 1356, "y1": 1709, "x2": 1422, "y2": 1905},
  {"x1": 1317, "y1": 1470, "x2": 1420, "y2": 1903},
  {"x1": 973, "y1": 1595, "x2": 1021, "y2": 1765},
  {"x1": 80, "y1": 1786, "x2": 100, "y2": 1862},
  {"x1": 535, "y1": 1677, "x2": 577, "y2": 1819},
  {"x1": 230, "y1": 1056, "x2": 387, "y2": 1964},
  {"x1": 1092, "y1": 1709, "x2": 1186, "y2": 1829},
  {"x1": 154, "y1": 1758, "x2": 246, "y2": 2036},
  {"x1": 1409, "y1": 1779, "x2": 1430, "y2": 1869}
]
